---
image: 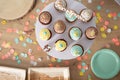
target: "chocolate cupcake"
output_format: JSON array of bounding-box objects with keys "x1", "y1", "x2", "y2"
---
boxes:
[
  {"x1": 39, "y1": 11, "x2": 52, "y2": 25},
  {"x1": 85, "y1": 27, "x2": 98, "y2": 40},
  {"x1": 69, "y1": 27, "x2": 82, "y2": 41},
  {"x1": 39, "y1": 28, "x2": 52, "y2": 41},
  {"x1": 55, "y1": 39, "x2": 67, "y2": 52},
  {"x1": 54, "y1": 0, "x2": 67, "y2": 12},
  {"x1": 70, "y1": 44, "x2": 84, "y2": 56},
  {"x1": 80, "y1": 8, "x2": 93, "y2": 22},
  {"x1": 54, "y1": 20, "x2": 66, "y2": 34},
  {"x1": 65, "y1": 10, "x2": 77, "y2": 23}
]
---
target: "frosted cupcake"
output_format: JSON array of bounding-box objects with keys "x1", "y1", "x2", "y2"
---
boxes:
[
  {"x1": 39, "y1": 28, "x2": 51, "y2": 41},
  {"x1": 55, "y1": 39, "x2": 67, "y2": 52},
  {"x1": 65, "y1": 10, "x2": 77, "y2": 22},
  {"x1": 39, "y1": 11, "x2": 52, "y2": 25},
  {"x1": 70, "y1": 45, "x2": 84, "y2": 56},
  {"x1": 54, "y1": 20, "x2": 66, "y2": 34},
  {"x1": 69, "y1": 27, "x2": 82, "y2": 41}
]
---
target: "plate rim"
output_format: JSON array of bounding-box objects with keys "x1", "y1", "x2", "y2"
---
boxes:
[{"x1": 91, "y1": 49, "x2": 120, "y2": 79}]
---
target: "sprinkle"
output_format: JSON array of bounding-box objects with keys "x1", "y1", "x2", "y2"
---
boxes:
[
  {"x1": 81, "y1": 69, "x2": 86, "y2": 73},
  {"x1": 10, "y1": 48, "x2": 15, "y2": 54},
  {"x1": 37, "y1": 46, "x2": 41, "y2": 51},
  {"x1": 6, "y1": 28, "x2": 13, "y2": 33},
  {"x1": 26, "y1": 38, "x2": 33, "y2": 43},
  {"x1": 77, "y1": 57, "x2": 82, "y2": 61},
  {"x1": 100, "y1": 27, "x2": 105, "y2": 32},
  {"x1": 29, "y1": 14, "x2": 35, "y2": 19},
  {"x1": 101, "y1": 33, "x2": 107, "y2": 38},
  {"x1": 38, "y1": 57, "x2": 42, "y2": 62},
  {"x1": 106, "y1": 28, "x2": 112, "y2": 33},
  {"x1": 14, "y1": 52, "x2": 18, "y2": 56},
  {"x1": 104, "y1": 21, "x2": 109, "y2": 26},
  {"x1": 0, "y1": 47, "x2": 2, "y2": 51},
  {"x1": 97, "y1": 5, "x2": 102, "y2": 10},
  {"x1": 100, "y1": 1, "x2": 104, "y2": 5},
  {"x1": 22, "y1": 43, "x2": 27, "y2": 47},
  {"x1": 88, "y1": 74, "x2": 92, "y2": 80},
  {"x1": 77, "y1": 64, "x2": 82, "y2": 69},
  {"x1": 28, "y1": 49, "x2": 32, "y2": 53},
  {"x1": 79, "y1": 71, "x2": 84, "y2": 76},
  {"x1": 51, "y1": 57, "x2": 56, "y2": 62},
  {"x1": 14, "y1": 38, "x2": 19, "y2": 44},
  {"x1": 113, "y1": 25, "x2": 118, "y2": 30},
  {"x1": 1, "y1": 20, "x2": 7, "y2": 24},
  {"x1": 17, "y1": 60, "x2": 21, "y2": 64},
  {"x1": 108, "y1": 13, "x2": 112, "y2": 18},
  {"x1": 118, "y1": 13, "x2": 120, "y2": 17},
  {"x1": 33, "y1": 62, "x2": 37, "y2": 66},
  {"x1": 81, "y1": 62, "x2": 86, "y2": 66},
  {"x1": 36, "y1": 8, "x2": 40, "y2": 13},
  {"x1": 48, "y1": 63, "x2": 53, "y2": 67},
  {"x1": 87, "y1": 49, "x2": 92, "y2": 54},
  {"x1": 83, "y1": 65, "x2": 89, "y2": 70},
  {"x1": 30, "y1": 56, "x2": 34, "y2": 60},
  {"x1": 57, "y1": 59, "x2": 62, "y2": 63},
  {"x1": 19, "y1": 35, "x2": 24, "y2": 41},
  {"x1": 115, "y1": 42, "x2": 120, "y2": 46},
  {"x1": 1, "y1": 56, "x2": 5, "y2": 60},
  {"x1": 112, "y1": 38, "x2": 118, "y2": 43},
  {"x1": 15, "y1": 56, "x2": 19, "y2": 60},
  {"x1": 88, "y1": 0, "x2": 92, "y2": 3},
  {"x1": 25, "y1": 21, "x2": 29, "y2": 26},
  {"x1": 113, "y1": 17, "x2": 117, "y2": 20}
]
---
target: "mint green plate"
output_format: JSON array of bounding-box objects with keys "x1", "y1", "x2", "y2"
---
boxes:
[{"x1": 91, "y1": 49, "x2": 120, "y2": 79}]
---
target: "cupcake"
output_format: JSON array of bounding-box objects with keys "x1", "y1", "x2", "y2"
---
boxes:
[
  {"x1": 65, "y1": 10, "x2": 77, "y2": 22},
  {"x1": 39, "y1": 28, "x2": 51, "y2": 41},
  {"x1": 55, "y1": 39, "x2": 67, "y2": 52},
  {"x1": 85, "y1": 27, "x2": 98, "y2": 40},
  {"x1": 39, "y1": 11, "x2": 52, "y2": 25},
  {"x1": 54, "y1": 0, "x2": 67, "y2": 12},
  {"x1": 70, "y1": 45, "x2": 84, "y2": 56},
  {"x1": 80, "y1": 8, "x2": 93, "y2": 22},
  {"x1": 69, "y1": 27, "x2": 82, "y2": 41},
  {"x1": 54, "y1": 20, "x2": 66, "y2": 34}
]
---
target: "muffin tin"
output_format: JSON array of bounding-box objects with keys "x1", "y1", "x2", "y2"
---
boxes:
[{"x1": 35, "y1": 0, "x2": 96, "y2": 60}]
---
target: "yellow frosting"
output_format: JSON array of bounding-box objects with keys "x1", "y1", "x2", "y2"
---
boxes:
[
  {"x1": 39, "y1": 28, "x2": 51, "y2": 41},
  {"x1": 55, "y1": 40, "x2": 67, "y2": 51}
]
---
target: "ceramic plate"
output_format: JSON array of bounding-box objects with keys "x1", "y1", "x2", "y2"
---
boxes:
[{"x1": 91, "y1": 49, "x2": 120, "y2": 79}]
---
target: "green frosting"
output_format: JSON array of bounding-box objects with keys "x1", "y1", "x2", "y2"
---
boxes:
[
  {"x1": 65, "y1": 10, "x2": 77, "y2": 22},
  {"x1": 70, "y1": 28, "x2": 82, "y2": 40},
  {"x1": 71, "y1": 45, "x2": 83, "y2": 56}
]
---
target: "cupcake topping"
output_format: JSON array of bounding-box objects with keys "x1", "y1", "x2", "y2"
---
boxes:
[
  {"x1": 54, "y1": 0, "x2": 67, "y2": 11},
  {"x1": 39, "y1": 28, "x2": 51, "y2": 41},
  {"x1": 65, "y1": 10, "x2": 77, "y2": 22},
  {"x1": 54, "y1": 20, "x2": 66, "y2": 34},
  {"x1": 39, "y1": 11, "x2": 52, "y2": 25},
  {"x1": 80, "y1": 9, "x2": 93, "y2": 22},
  {"x1": 70, "y1": 27, "x2": 82, "y2": 40},
  {"x1": 55, "y1": 40, "x2": 67, "y2": 52},
  {"x1": 71, "y1": 45, "x2": 84, "y2": 56}
]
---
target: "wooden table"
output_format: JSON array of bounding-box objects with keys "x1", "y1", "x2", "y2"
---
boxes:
[{"x1": 0, "y1": 0, "x2": 120, "y2": 80}]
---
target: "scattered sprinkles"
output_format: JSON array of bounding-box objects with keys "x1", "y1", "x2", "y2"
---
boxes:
[{"x1": 0, "y1": 0, "x2": 119, "y2": 80}]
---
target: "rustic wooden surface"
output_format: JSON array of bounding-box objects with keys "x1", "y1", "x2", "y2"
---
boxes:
[{"x1": 0, "y1": 0, "x2": 120, "y2": 80}]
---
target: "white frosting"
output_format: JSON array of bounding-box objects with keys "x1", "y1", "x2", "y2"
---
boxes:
[
  {"x1": 54, "y1": 0, "x2": 67, "y2": 11},
  {"x1": 80, "y1": 9, "x2": 93, "y2": 22}
]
